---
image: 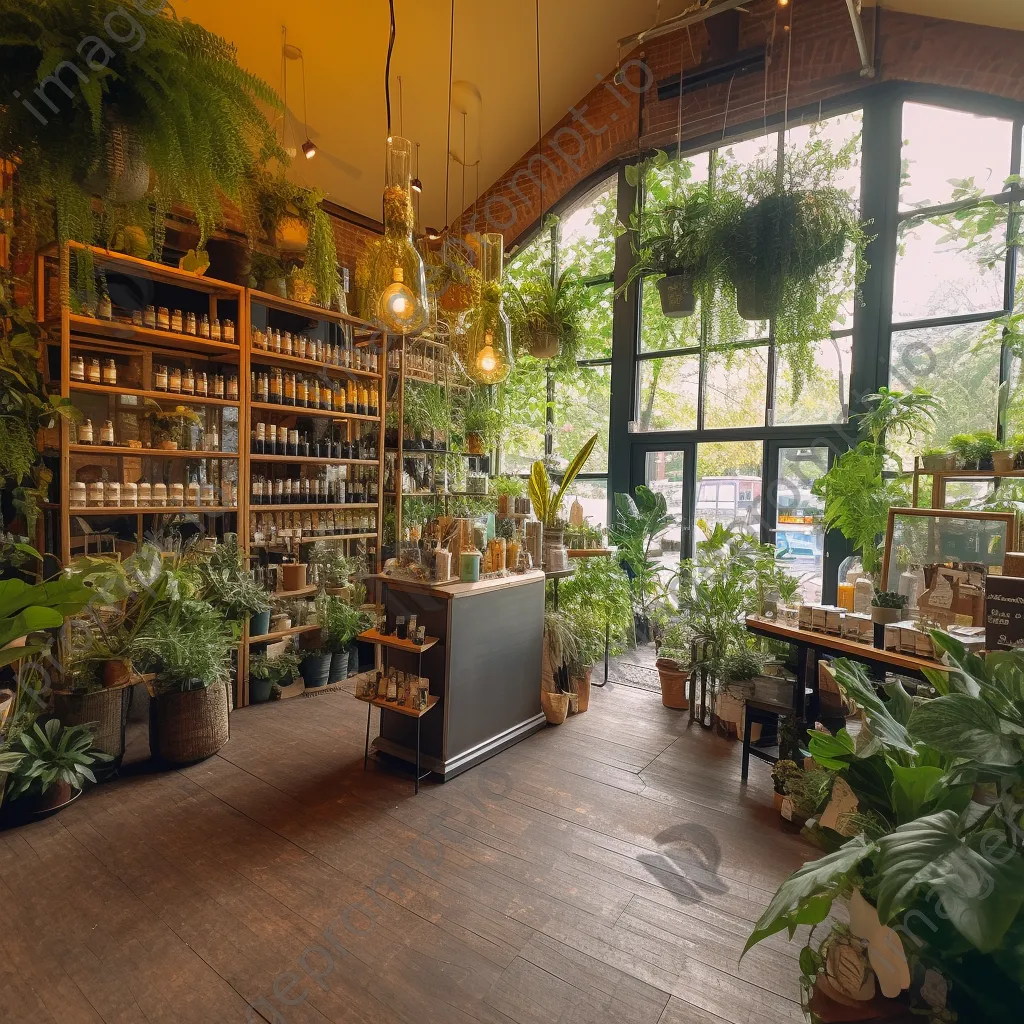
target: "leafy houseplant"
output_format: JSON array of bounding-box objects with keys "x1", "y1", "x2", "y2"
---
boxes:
[
  {"x1": 145, "y1": 402, "x2": 204, "y2": 451},
  {"x1": 507, "y1": 266, "x2": 588, "y2": 364},
  {"x1": 717, "y1": 166, "x2": 868, "y2": 398},
  {"x1": 316, "y1": 594, "x2": 366, "y2": 683},
  {"x1": 248, "y1": 649, "x2": 300, "y2": 704},
  {"x1": 3, "y1": 719, "x2": 111, "y2": 814},
  {"x1": 461, "y1": 388, "x2": 502, "y2": 455},
  {"x1": 0, "y1": 2, "x2": 283, "y2": 273},
  {"x1": 972, "y1": 430, "x2": 1001, "y2": 471},
  {"x1": 541, "y1": 609, "x2": 578, "y2": 724},
  {"x1": 194, "y1": 536, "x2": 269, "y2": 626},
  {"x1": 528, "y1": 433, "x2": 599, "y2": 529}
]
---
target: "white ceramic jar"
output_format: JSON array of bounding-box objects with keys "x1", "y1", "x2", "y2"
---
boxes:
[
  {"x1": 169, "y1": 483, "x2": 184, "y2": 507},
  {"x1": 70, "y1": 481, "x2": 87, "y2": 508},
  {"x1": 122, "y1": 482, "x2": 138, "y2": 508},
  {"x1": 152, "y1": 483, "x2": 167, "y2": 507},
  {"x1": 137, "y1": 482, "x2": 152, "y2": 506},
  {"x1": 105, "y1": 482, "x2": 120, "y2": 507}
]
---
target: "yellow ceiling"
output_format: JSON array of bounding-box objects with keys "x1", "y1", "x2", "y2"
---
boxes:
[{"x1": 185, "y1": 1, "x2": 1024, "y2": 229}]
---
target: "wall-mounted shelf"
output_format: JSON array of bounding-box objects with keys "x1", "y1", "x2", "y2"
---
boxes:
[
  {"x1": 69, "y1": 382, "x2": 240, "y2": 407},
  {"x1": 69, "y1": 445, "x2": 238, "y2": 459},
  {"x1": 250, "y1": 401, "x2": 380, "y2": 422}
]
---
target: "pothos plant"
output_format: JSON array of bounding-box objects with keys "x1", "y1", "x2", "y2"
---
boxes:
[{"x1": 0, "y1": 278, "x2": 77, "y2": 529}]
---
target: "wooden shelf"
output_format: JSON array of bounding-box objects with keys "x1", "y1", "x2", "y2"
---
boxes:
[
  {"x1": 69, "y1": 381, "x2": 239, "y2": 407},
  {"x1": 70, "y1": 505, "x2": 237, "y2": 515},
  {"x1": 250, "y1": 401, "x2": 380, "y2": 422},
  {"x1": 568, "y1": 548, "x2": 613, "y2": 558},
  {"x1": 248, "y1": 288, "x2": 380, "y2": 332},
  {"x1": 249, "y1": 348, "x2": 381, "y2": 380},
  {"x1": 253, "y1": 503, "x2": 377, "y2": 512},
  {"x1": 356, "y1": 692, "x2": 440, "y2": 719},
  {"x1": 358, "y1": 628, "x2": 440, "y2": 654},
  {"x1": 69, "y1": 445, "x2": 238, "y2": 459},
  {"x1": 247, "y1": 624, "x2": 320, "y2": 646},
  {"x1": 65, "y1": 315, "x2": 242, "y2": 357},
  {"x1": 250, "y1": 454, "x2": 379, "y2": 465},
  {"x1": 250, "y1": 533, "x2": 378, "y2": 547},
  {"x1": 272, "y1": 586, "x2": 318, "y2": 599},
  {"x1": 912, "y1": 467, "x2": 1024, "y2": 478}
]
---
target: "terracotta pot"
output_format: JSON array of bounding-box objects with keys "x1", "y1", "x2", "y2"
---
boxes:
[
  {"x1": 466, "y1": 431, "x2": 485, "y2": 455},
  {"x1": 439, "y1": 282, "x2": 474, "y2": 313},
  {"x1": 102, "y1": 659, "x2": 133, "y2": 688},
  {"x1": 281, "y1": 563, "x2": 308, "y2": 592},
  {"x1": 993, "y1": 451, "x2": 1015, "y2": 473},
  {"x1": 773, "y1": 790, "x2": 785, "y2": 811},
  {"x1": 287, "y1": 275, "x2": 316, "y2": 304},
  {"x1": 30, "y1": 781, "x2": 82, "y2": 817},
  {"x1": 656, "y1": 272, "x2": 696, "y2": 318},
  {"x1": 656, "y1": 657, "x2": 690, "y2": 710},
  {"x1": 541, "y1": 690, "x2": 570, "y2": 725},
  {"x1": 274, "y1": 214, "x2": 309, "y2": 253},
  {"x1": 528, "y1": 327, "x2": 560, "y2": 359},
  {"x1": 572, "y1": 668, "x2": 592, "y2": 713},
  {"x1": 734, "y1": 278, "x2": 779, "y2": 321}
]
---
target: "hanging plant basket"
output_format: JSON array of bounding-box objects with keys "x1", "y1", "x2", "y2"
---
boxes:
[
  {"x1": 439, "y1": 282, "x2": 474, "y2": 313},
  {"x1": 528, "y1": 327, "x2": 561, "y2": 359},
  {"x1": 274, "y1": 212, "x2": 309, "y2": 253},
  {"x1": 656, "y1": 273, "x2": 696, "y2": 318},
  {"x1": 734, "y1": 279, "x2": 780, "y2": 322},
  {"x1": 81, "y1": 123, "x2": 151, "y2": 204}
]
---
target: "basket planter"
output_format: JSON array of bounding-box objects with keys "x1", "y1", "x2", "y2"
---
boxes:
[
  {"x1": 81, "y1": 123, "x2": 150, "y2": 203},
  {"x1": 300, "y1": 652, "x2": 332, "y2": 689},
  {"x1": 572, "y1": 668, "x2": 592, "y2": 713},
  {"x1": 54, "y1": 687, "x2": 131, "y2": 779},
  {"x1": 921, "y1": 453, "x2": 955, "y2": 472},
  {"x1": 150, "y1": 682, "x2": 230, "y2": 765},
  {"x1": 249, "y1": 610, "x2": 272, "y2": 637},
  {"x1": 466, "y1": 431, "x2": 486, "y2": 455},
  {"x1": 993, "y1": 450, "x2": 1015, "y2": 473},
  {"x1": 656, "y1": 273, "x2": 696, "y2": 318},
  {"x1": 734, "y1": 279, "x2": 779, "y2": 322},
  {"x1": 102, "y1": 658, "x2": 133, "y2": 688},
  {"x1": 656, "y1": 658, "x2": 690, "y2": 710},
  {"x1": 249, "y1": 677, "x2": 274, "y2": 704},
  {"x1": 528, "y1": 327, "x2": 560, "y2": 359},
  {"x1": 329, "y1": 649, "x2": 351, "y2": 684},
  {"x1": 541, "y1": 690, "x2": 570, "y2": 725},
  {"x1": 439, "y1": 282, "x2": 474, "y2": 313}
]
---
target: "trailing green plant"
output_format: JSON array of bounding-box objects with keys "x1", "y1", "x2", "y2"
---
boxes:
[
  {"x1": 460, "y1": 388, "x2": 503, "y2": 450},
  {"x1": 556, "y1": 555, "x2": 634, "y2": 658},
  {"x1": 507, "y1": 265, "x2": 589, "y2": 368},
  {"x1": 0, "y1": 1, "x2": 284, "y2": 270},
  {"x1": 529, "y1": 433, "x2": 599, "y2": 529},
  {"x1": 2, "y1": 719, "x2": 111, "y2": 803},
  {"x1": 716, "y1": 161, "x2": 869, "y2": 399},
  {"x1": 249, "y1": 648, "x2": 301, "y2": 688}
]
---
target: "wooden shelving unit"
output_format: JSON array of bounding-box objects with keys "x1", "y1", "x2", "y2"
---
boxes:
[{"x1": 911, "y1": 459, "x2": 1024, "y2": 508}]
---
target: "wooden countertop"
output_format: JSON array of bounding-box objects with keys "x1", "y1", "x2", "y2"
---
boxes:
[{"x1": 366, "y1": 570, "x2": 545, "y2": 600}]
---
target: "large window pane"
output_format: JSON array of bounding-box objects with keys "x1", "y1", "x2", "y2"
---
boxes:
[
  {"x1": 695, "y1": 441, "x2": 763, "y2": 543},
  {"x1": 559, "y1": 178, "x2": 618, "y2": 279},
  {"x1": 773, "y1": 336, "x2": 852, "y2": 426},
  {"x1": 785, "y1": 110, "x2": 863, "y2": 202},
  {"x1": 646, "y1": 152, "x2": 710, "y2": 208},
  {"x1": 636, "y1": 354, "x2": 699, "y2": 432},
  {"x1": 894, "y1": 214, "x2": 1006, "y2": 321},
  {"x1": 497, "y1": 354, "x2": 548, "y2": 475},
  {"x1": 554, "y1": 364, "x2": 610, "y2": 473},
  {"x1": 561, "y1": 477, "x2": 609, "y2": 532},
  {"x1": 771, "y1": 447, "x2": 828, "y2": 604},
  {"x1": 703, "y1": 345, "x2": 768, "y2": 429},
  {"x1": 888, "y1": 321, "x2": 1002, "y2": 465},
  {"x1": 577, "y1": 282, "x2": 613, "y2": 360},
  {"x1": 900, "y1": 102, "x2": 1013, "y2": 211},
  {"x1": 644, "y1": 451, "x2": 688, "y2": 574},
  {"x1": 715, "y1": 132, "x2": 779, "y2": 191}
]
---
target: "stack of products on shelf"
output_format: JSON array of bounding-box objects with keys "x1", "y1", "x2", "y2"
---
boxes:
[
  {"x1": 250, "y1": 465, "x2": 378, "y2": 506},
  {"x1": 251, "y1": 325, "x2": 378, "y2": 373},
  {"x1": 251, "y1": 369, "x2": 378, "y2": 416},
  {"x1": 71, "y1": 480, "x2": 236, "y2": 509}
]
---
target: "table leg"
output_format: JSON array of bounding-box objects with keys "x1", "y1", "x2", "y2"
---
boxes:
[
  {"x1": 415, "y1": 716, "x2": 421, "y2": 795},
  {"x1": 594, "y1": 620, "x2": 610, "y2": 688},
  {"x1": 363, "y1": 701, "x2": 372, "y2": 771},
  {"x1": 741, "y1": 708, "x2": 753, "y2": 782}
]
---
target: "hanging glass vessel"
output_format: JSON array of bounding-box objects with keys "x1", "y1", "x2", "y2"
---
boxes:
[
  {"x1": 464, "y1": 232, "x2": 513, "y2": 386},
  {"x1": 358, "y1": 137, "x2": 429, "y2": 335}
]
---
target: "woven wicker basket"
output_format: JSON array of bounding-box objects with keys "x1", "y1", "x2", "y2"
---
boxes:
[
  {"x1": 54, "y1": 688, "x2": 131, "y2": 778},
  {"x1": 150, "y1": 681, "x2": 230, "y2": 765}
]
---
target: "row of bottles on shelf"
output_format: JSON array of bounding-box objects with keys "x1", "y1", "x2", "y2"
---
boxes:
[
  {"x1": 70, "y1": 478, "x2": 238, "y2": 509},
  {"x1": 251, "y1": 326, "x2": 379, "y2": 373},
  {"x1": 251, "y1": 423, "x2": 378, "y2": 461},
  {"x1": 250, "y1": 510, "x2": 377, "y2": 546},
  {"x1": 251, "y1": 369, "x2": 378, "y2": 416},
  {"x1": 387, "y1": 347, "x2": 447, "y2": 381},
  {"x1": 98, "y1": 299, "x2": 236, "y2": 342},
  {"x1": 71, "y1": 354, "x2": 240, "y2": 401},
  {"x1": 74, "y1": 418, "x2": 222, "y2": 452},
  {"x1": 250, "y1": 465, "x2": 379, "y2": 506}
]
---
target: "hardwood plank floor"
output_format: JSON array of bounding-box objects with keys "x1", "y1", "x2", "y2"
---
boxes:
[{"x1": 0, "y1": 681, "x2": 812, "y2": 1024}]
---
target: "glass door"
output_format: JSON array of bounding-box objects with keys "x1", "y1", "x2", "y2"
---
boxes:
[{"x1": 630, "y1": 443, "x2": 696, "y2": 576}]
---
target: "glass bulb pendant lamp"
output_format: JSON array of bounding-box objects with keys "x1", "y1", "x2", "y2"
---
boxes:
[
  {"x1": 465, "y1": 233, "x2": 513, "y2": 386},
  {"x1": 361, "y1": 137, "x2": 429, "y2": 335}
]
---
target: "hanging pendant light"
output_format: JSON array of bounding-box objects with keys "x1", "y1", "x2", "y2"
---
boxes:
[
  {"x1": 465, "y1": 232, "x2": 513, "y2": 385},
  {"x1": 357, "y1": 2, "x2": 429, "y2": 335}
]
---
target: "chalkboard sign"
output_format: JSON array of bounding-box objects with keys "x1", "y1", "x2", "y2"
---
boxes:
[{"x1": 985, "y1": 575, "x2": 1024, "y2": 651}]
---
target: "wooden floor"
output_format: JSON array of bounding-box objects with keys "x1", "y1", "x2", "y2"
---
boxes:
[{"x1": 0, "y1": 680, "x2": 812, "y2": 1024}]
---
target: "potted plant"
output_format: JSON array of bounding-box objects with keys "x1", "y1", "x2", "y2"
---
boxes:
[
  {"x1": 869, "y1": 590, "x2": 906, "y2": 624},
  {"x1": 541, "y1": 610, "x2": 577, "y2": 724},
  {"x1": 193, "y1": 536, "x2": 271, "y2": 633},
  {"x1": 507, "y1": 266, "x2": 588, "y2": 361},
  {"x1": 0, "y1": 5, "x2": 283, "y2": 274},
  {"x1": 948, "y1": 433, "x2": 979, "y2": 470},
  {"x1": 425, "y1": 236, "x2": 480, "y2": 314},
  {"x1": 655, "y1": 620, "x2": 694, "y2": 710},
  {"x1": 461, "y1": 389, "x2": 502, "y2": 456},
  {"x1": 2, "y1": 720, "x2": 112, "y2": 816},
  {"x1": 528, "y1": 434, "x2": 599, "y2": 534},
  {"x1": 620, "y1": 182, "x2": 728, "y2": 318},
  {"x1": 300, "y1": 648, "x2": 333, "y2": 690},
  {"x1": 972, "y1": 430, "x2": 1001, "y2": 471},
  {"x1": 248, "y1": 649, "x2": 301, "y2": 704},
  {"x1": 416, "y1": 383, "x2": 452, "y2": 451},
  {"x1": 317, "y1": 594, "x2": 366, "y2": 683},
  {"x1": 919, "y1": 446, "x2": 954, "y2": 472},
  {"x1": 145, "y1": 403, "x2": 204, "y2": 451},
  {"x1": 1009, "y1": 433, "x2": 1024, "y2": 470}
]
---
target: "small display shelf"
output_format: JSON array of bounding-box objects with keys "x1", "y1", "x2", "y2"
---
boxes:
[
  {"x1": 250, "y1": 401, "x2": 380, "y2": 422},
  {"x1": 358, "y1": 628, "x2": 440, "y2": 654},
  {"x1": 69, "y1": 505, "x2": 236, "y2": 515},
  {"x1": 356, "y1": 692, "x2": 439, "y2": 719},
  {"x1": 69, "y1": 445, "x2": 238, "y2": 459}
]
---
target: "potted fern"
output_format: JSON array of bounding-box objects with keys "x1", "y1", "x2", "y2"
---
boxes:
[
  {"x1": 461, "y1": 389, "x2": 502, "y2": 456},
  {"x1": 507, "y1": 267, "x2": 588, "y2": 361}
]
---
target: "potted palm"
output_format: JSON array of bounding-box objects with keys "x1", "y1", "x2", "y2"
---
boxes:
[
  {"x1": 2, "y1": 720, "x2": 112, "y2": 816},
  {"x1": 507, "y1": 266, "x2": 588, "y2": 361}
]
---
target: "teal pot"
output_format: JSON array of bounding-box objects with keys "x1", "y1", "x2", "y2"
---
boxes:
[
  {"x1": 249, "y1": 677, "x2": 274, "y2": 704},
  {"x1": 656, "y1": 272, "x2": 696, "y2": 318},
  {"x1": 329, "y1": 649, "x2": 350, "y2": 684},
  {"x1": 301, "y1": 652, "x2": 332, "y2": 689},
  {"x1": 249, "y1": 610, "x2": 272, "y2": 637}
]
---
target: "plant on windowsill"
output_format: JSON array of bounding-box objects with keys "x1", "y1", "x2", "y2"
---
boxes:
[
  {"x1": 869, "y1": 590, "x2": 907, "y2": 625},
  {"x1": 919, "y1": 446, "x2": 955, "y2": 473},
  {"x1": 506, "y1": 265, "x2": 588, "y2": 364},
  {"x1": 715, "y1": 164, "x2": 869, "y2": 399}
]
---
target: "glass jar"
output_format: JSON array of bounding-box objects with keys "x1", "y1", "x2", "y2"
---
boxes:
[{"x1": 464, "y1": 233, "x2": 513, "y2": 385}]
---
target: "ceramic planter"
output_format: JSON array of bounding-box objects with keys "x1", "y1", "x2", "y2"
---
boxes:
[
  {"x1": 656, "y1": 658, "x2": 690, "y2": 710},
  {"x1": 466, "y1": 431, "x2": 486, "y2": 455},
  {"x1": 870, "y1": 605, "x2": 904, "y2": 625},
  {"x1": 249, "y1": 677, "x2": 274, "y2": 704},
  {"x1": 300, "y1": 652, "x2": 332, "y2": 689},
  {"x1": 541, "y1": 690, "x2": 570, "y2": 725},
  {"x1": 528, "y1": 327, "x2": 560, "y2": 359},
  {"x1": 329, "y1": 649, "x2": 350, "y2": 684},
  {"x1": 249, "y1": 610, "x2": 272, "y2": 637},
  {"x1": 281, "y1": 563, "x2": 308, "y2": 592},
  {"x1": 921, "y1": 453, "x2": 955, "y2": 472},
  {"x1": 993, "y1": 450, "x2": 1014, "y2": 473},
  {"x1": 656, "y1": 273, "x2": 696, "y2": 318},
  {"x1": 734, "y1": 279, "x2": 779, "y2": 322},
  {"x1": 30, "y1": 781, "x2": 82, "y2": 818}
]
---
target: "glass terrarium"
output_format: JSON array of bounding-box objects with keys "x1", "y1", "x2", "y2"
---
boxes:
[{"x1": 464, "y1": 233, "x2": 513, "y2": 385}]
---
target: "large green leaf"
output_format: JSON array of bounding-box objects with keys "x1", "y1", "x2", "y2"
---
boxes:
[
  {"x1": 874, "y1": 810, "x2": 1024, "y2": 951},
  {"x1": 832, "y1": 659, "x2": 915, "y2": 755},
  {"x1": 807, "y1": 727, "x2": 856, "y2": 769},
  {"x1": 550, "y1": 433, "x2": 598, "y2": 522},
  {"x1": 909, "y1": 694, "x2": 1022, "y2": 767},
  {"x1": 528, "y1": 461, "x2": 550, "y2": 524},
  {"x1": 744, "y1": 835, "x2": 876, "y2": 954},
  {"x1": 887, "y1": 761, "x2": 946, "y2": 821}
]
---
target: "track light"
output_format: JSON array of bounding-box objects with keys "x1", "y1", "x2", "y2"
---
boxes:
[
  {"x1": 411, "y1": 177, "x2": 423, "y2": 193},
  {"x1": 302, "y1": 139, "x2": 317, "y2": 159},
  {"x1": 425, "y1": 227, "x2": 441, "y2": 241}
]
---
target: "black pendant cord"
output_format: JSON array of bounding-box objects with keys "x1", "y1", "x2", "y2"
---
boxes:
[
  {"x1": 386, "y1": 0, "x2": 396, "y2": 137},
  {"x1": 444, "y1": 0, "x2": 455, "y2": 232}
]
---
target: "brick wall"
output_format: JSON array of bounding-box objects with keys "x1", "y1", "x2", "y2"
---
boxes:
[{"x1": 456, "y1": 0, "x2": 1024, "y2": 248}]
